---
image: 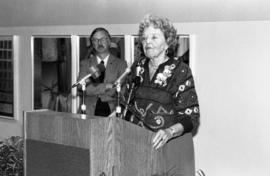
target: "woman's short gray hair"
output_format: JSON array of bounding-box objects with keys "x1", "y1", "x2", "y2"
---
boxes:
[{"x1": 138, "y1": 14, "x2": 177, "y2": 49}]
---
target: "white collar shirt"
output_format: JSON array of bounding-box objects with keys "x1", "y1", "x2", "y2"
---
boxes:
[{"x1": 97, "y1": 54, "x2": 110, "y2": 68}]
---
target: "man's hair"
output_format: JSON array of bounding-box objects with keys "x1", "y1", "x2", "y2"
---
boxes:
[{"x1": 89, "y1": 27, "x2": 111, "y2": 45}]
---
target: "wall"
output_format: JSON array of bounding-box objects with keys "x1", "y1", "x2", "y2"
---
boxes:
[
  {"x1": 1, "y1": 21, "x2": 270, "y2": 176},
  {"x1": 1, "y1": 0, "x2": 270, "y2": 26},
  {"x1": 180, "y1": 21, "x2": 270, "y2": 176}
]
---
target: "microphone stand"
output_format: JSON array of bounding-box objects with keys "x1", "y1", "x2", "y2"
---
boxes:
[
  {"x1": 115, "y1": 81, "x2": 122, "y2": 118},
  {"x1": 122, "y1": 84, "x2": 134, "y2": 119},
  {"x1": 80, "y1": 81, "x2": 87, "y2": 119},
  {"x1": 122, "y1": 77, "x2": 140, "y2": 119}
]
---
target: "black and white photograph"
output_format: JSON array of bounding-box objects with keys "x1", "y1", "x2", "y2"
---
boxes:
[{"x1": 0, "y1": 0, "x2": 269, "y2": 176}]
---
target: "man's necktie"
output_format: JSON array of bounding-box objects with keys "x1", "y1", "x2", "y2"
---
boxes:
[
  {"x1": 94, "y1": 60, "x2": 111, "y2": 116},
  {"x1": 99, "y1": 60, "x2": 105, "y2": 83}
]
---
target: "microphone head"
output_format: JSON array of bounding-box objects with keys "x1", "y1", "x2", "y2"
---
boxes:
[
  {"x1": 136, "y1": 65, "x2": 141, "y2": 77},
  {"x1": 126, "y1": 67, "x2": 132, "y2": 74},
  {"x1": 114, "y1": 67, "x2": 131, "y2": 85}
]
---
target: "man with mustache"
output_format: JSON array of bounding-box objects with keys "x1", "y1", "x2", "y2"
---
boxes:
[{"x1": 78, "y1": 27, "x2": 127, "y2": 117}]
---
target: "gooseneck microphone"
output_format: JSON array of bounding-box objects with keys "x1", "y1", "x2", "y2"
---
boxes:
[
  {"x1": 114, "y1": 67, "x2": 131, "y2": 118},
  {"x1": 72, "y1": 64, "x2": 105, "y2": 88},
  {"x1": 122, "y1": 63, "x2": 141, "y2": 118},
  {"x1": 114, "y1": 67, "x2": 131, "y2": 86}
]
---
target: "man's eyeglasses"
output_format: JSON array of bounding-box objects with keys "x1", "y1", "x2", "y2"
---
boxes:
[{"x1": 91, "y1": 37, "x2": 108, "y2": 44}]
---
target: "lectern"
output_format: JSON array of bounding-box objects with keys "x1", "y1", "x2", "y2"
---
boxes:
[{"x1": 24, "y1": 110, "x2": 195, "y2": 176}]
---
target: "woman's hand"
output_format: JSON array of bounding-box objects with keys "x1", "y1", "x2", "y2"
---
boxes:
[
  {"x1": 152, "y1": 123, "x2": 184, "y2": 149},
  {"x1": 152, "y1": 128, "x2": 173, "y2": 149}
]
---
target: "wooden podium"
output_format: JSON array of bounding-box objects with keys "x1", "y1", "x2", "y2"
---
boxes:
[{"x1": 24, "y1": 110, "x2": 195, "y2": 176}]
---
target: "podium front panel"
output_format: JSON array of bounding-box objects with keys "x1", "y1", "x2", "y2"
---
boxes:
[
  {"x1": 24, "y1": 110, "x2": 195, "y2": 176},
  {"x1": 26, "y1": 139, "x2": 89, "y2": 176}
]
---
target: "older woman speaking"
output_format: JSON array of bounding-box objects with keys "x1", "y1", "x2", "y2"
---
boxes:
[{"x1": 123, "y1": 14, "x2": 200, "y2": 149}]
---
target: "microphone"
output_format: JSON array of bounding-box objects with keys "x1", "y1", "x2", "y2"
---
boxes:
[
  {"x1": 136, "y1": 63, "x2": 141, "y2": 76},
  {"x1": 114, "y1": 67, "x2": 131, "y2": 118},
  {"x1": 72, "y1": 64, "x2": 105, "y2": 88},
  {"x1": 72, "y1": 73, "x2": 92, "y2": 88},
  {"x1": 114, "y1": 67, "x2": 131, "y2": 86},
  {"x1": 133, "y1": 63, "x2": 142, "y2": 86},
  {"x1": 122, "y1": 64, "x2": 141, "y2": 118}
]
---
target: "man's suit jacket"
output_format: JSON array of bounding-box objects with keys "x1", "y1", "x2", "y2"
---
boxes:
[{"x1": 78, "y1": 54, "x2": 127, "y2": 117}]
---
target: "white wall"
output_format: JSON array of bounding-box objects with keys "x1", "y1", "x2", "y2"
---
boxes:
[
  {"x1": 179, "y1": 21, "x2": 270, "y2": 176},
  {"x1": 2, "y1": 0, "x2": 270, "y2": 26},
  {"x1": 1, "y1": 21, "x2": 270, "y2": 176}
]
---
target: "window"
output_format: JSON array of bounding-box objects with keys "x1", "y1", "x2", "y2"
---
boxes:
[
  {"x1": 32, "y1": 34, "x2": 192, "y2": 114},
  {"x1": 0, "y1": 36, "x2": 14, "y2": 118},
  {"x1": 33, "y1": 37, "x2": 72, "y2": 112}
]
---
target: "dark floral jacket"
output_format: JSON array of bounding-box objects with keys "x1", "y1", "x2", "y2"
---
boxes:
[{"x1": 124, "y1": 56, "x2": 200, "y2": 135}]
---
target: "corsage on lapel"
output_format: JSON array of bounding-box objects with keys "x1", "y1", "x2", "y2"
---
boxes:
[{"x1": 154, "y1": 64, "x2": 176, "y2": 87}]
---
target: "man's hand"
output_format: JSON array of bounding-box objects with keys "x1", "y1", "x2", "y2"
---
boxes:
[{"x1": 105, "y1": 83, "x2": 113, "y2": 90}]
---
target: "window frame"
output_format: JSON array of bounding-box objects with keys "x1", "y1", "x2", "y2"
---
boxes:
[
  {"x1": 31, "y1": 35, "x2": 73, "y2": 112},
  {"x1": 0, "y1": 36, "x2": 18, "y2": 120}
]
